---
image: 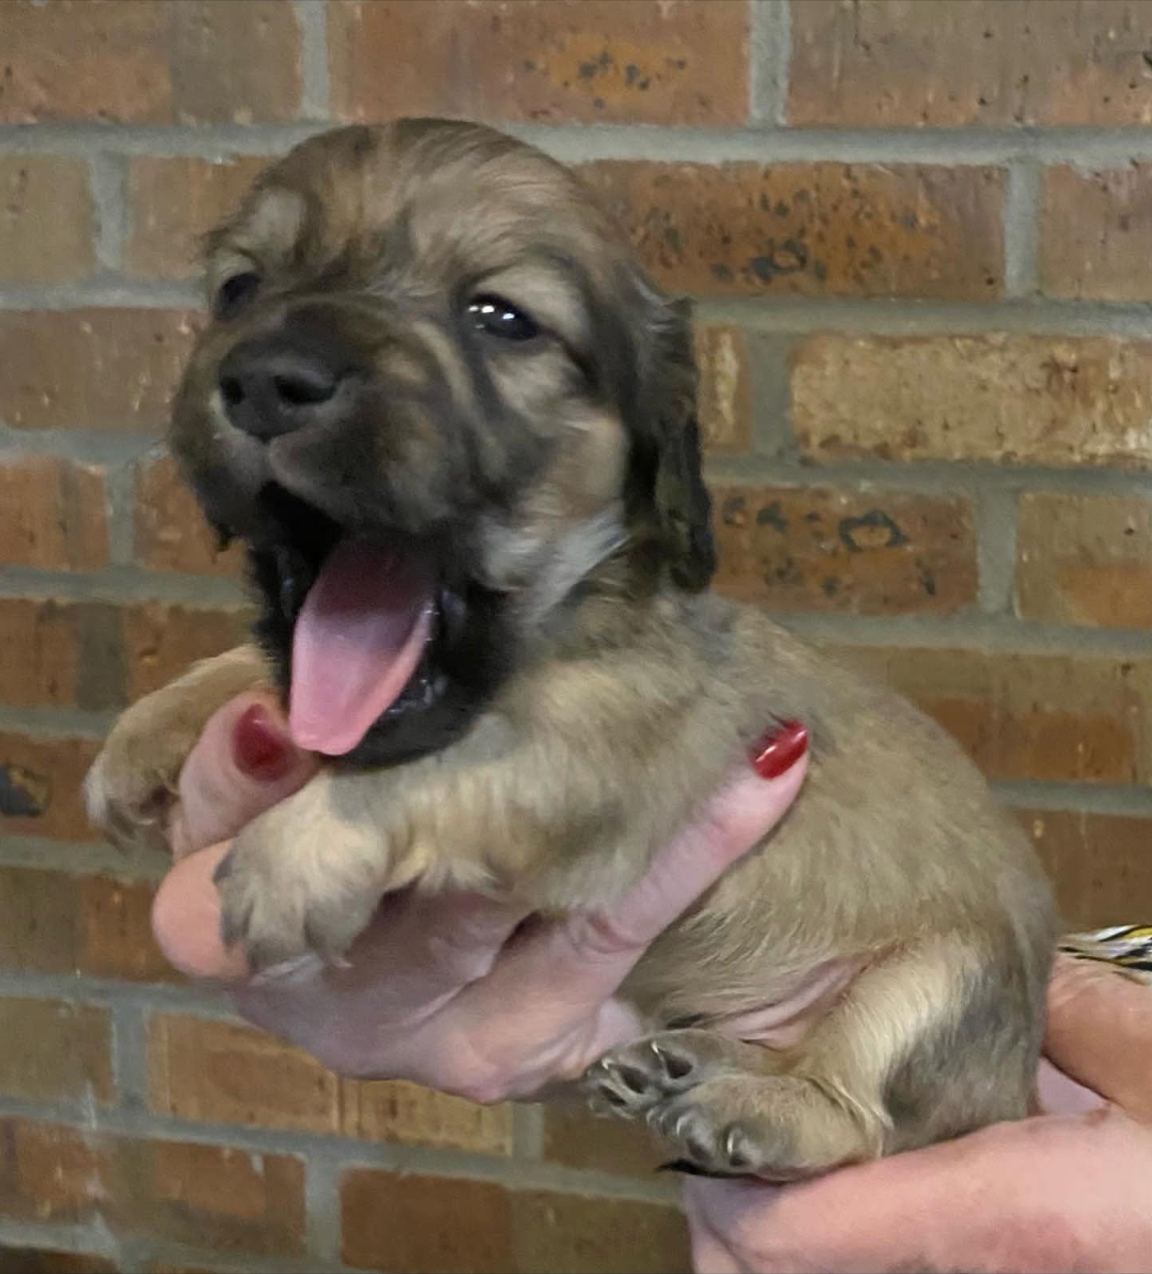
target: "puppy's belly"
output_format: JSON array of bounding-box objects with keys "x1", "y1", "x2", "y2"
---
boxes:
[{"x1": 623, "y1": 953, "x2": 868, "y2": 1044}]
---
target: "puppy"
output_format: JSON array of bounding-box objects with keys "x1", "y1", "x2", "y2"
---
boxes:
[{"x1": 86, "y1": 119, "x2": 1056, "y2": 1181}]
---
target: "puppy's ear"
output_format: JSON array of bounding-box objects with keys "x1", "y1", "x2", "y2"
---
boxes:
[{"x1": 633, "y1": 285, "x2": 715, "y2": 592}]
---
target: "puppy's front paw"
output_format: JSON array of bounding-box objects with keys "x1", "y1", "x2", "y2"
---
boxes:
[
  {"x1": 214, "y1": 779, "x2": 388, "y2": 972},
  {"x1": 84, "y1": 710, "x2": 200, "y2": 853}
]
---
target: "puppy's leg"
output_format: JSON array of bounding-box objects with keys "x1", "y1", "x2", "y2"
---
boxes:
[
  {"x1": 85, "y1": 644, "x2": 273, "y2": 851},
  {"x1": 587, "y1": 938, "x2": 1029, "y2": 1179}
]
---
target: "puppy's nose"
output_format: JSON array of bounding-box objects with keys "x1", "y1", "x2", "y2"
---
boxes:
[{"x1": 218, "y1": 336, "x2": 348, "y2": 440}]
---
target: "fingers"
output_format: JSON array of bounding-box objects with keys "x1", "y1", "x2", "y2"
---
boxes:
[
  {"x1": 153, "y1": 694, "x2": 319, "y2": 981},
  {"x1": 1045, "y1": 954, "x2": 1152, "y2": 1124},
  {"x1": 449, "y1": 738, "x2": 810, "y2": 1080},
  {"x1": 170, "y1": 693, "x2": 319, "y2": 858}
]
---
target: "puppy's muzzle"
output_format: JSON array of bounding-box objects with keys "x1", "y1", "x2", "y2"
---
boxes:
[{"x1": 218, "y1": 329, "x2": 362, "y2": 442}]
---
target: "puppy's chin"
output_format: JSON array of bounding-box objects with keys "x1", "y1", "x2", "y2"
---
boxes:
[{"x1": 243, "y1": 486, "x2": 515, "y2": 770}]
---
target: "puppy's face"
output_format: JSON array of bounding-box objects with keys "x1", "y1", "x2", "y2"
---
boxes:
[{"x1": 173, "y1": 120, "x2": 713, "y2": 766}]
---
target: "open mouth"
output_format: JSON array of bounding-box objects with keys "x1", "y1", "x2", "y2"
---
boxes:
[{"x1": 252, "y1": 485, "x2": 468, "y2": 761}]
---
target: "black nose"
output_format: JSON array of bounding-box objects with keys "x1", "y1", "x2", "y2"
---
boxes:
[{"x1": 218, "y1": 335, "x2": 349, "y2": 440}]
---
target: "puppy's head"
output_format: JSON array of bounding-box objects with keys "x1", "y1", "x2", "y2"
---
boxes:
[{"x1": 173, "y1": 120, "x2": 713, "y2": 765}]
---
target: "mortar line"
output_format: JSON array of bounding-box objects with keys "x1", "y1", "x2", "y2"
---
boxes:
[
  {"x1": 0, "y1": 1220, "x2": 118, "y2": 1262},
  {"x1": 303, "y1": 1151, "x2": 346, "y2": 1265},
  {"x1": 702, "y1": 453, "x2": 1152, "y2": 497},
  {"x1": 748, "y1": 0, "x2": 791, "y2": 126},
  {"x1": 8, "y1": 121, "x2": 1152, "y2": 166},
  {"x1": 294, "y1": 0, "x2": 332, "y2": 121},
  {"x1": 975, "y1": 485, "x2": 1019, "y2": 616},
  {"x1": 110, "y1": 999, "x2": 149, "y2": 1114},
  {"x1": 772, "y1": 608, "x2": 1152, "y2": 658},
  {"x1": 0, "y1": 427, "x2": 164, "y2": 466},
  {"x1": 0, "y1": 566, "x2": 249, "y2": 608},
  {"x1": 1003, "y1": 157, "x2": 1042, "y2": 299},
  {"x1": 747, "y1": 331, "x2": 794, "y2": 458},
  {"x1": 0, "y1": 835, "x2": 169, "y2": 883},
  {"x1": 0, "y1": 1095, "x2": 682, "y2": 1206},
  {"x1": 87, "y1": 151, "x2": 128, "y2": 275}
]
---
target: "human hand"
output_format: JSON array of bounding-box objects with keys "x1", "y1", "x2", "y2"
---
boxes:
[
  {"x1": 152, "y1": 692, "x2": 809, "y2": 1102},
  {"x1": 684, "y1": 955, "x2": 1152, "y2": 1274}
]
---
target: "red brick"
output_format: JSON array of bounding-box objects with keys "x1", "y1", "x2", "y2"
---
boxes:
[
  {"x1": 0, "y1": 1250, "x2": 115, "y2": 1273},
  {"x1": 0, "y1": 1118, "x2": 305, "y2": 1255},
  {"x1": 1017, "y1": 493, "x2": 1152, "y2": 630},
  {"x1": 834, "y1": 645, "x2": 1152, "y2": 786},
  {"x1": 341, "y1": 1169, "x2": 513, "y2": 1273},
  {"x1": 330, "y1": 0, "x2": 748, "y2": 125},
  {"x1": 513, "y1": 1191, "x2": 689, "y2": 1274},
  {"x1": 0, "y1": 1, "x2": 301, "y2": 124},
  {"x1": 0, "y1": 867, "x2": 172, "y2": 982},
  {"x1": 0, "y1": 458, "x2": 108, "y2": 571},
  {"x1": 0, "y1": 310, "x2": 197, "y2": 433},
  {"x1": 0, "y1": 733, "x2": 101, "y2": 841},
  {"x1": 0, "y1": 598, "x2": 245, "y2": 710},
  {"x1": 580, "y1": 162, "x2": 1004, "y2": 299},
  {"x1": 134, "y1": 455, "x2": 245, "y2": 578},
  {"x1": 713, "y1": 486, "x2": 976, "y2": 615},
  {"x1": 695, "y1": 326, "x2": 751, "y2": 452},
  {"x1": 790, "y1": 1, "x2": 1152, "y2": 127},
  {"x1": 146, "y1": 1014, "x2": 512, "y2": 1152},
  {"x1": 542, "y1": 1105, "x2": 663, "y2": 1177},
  {"x1": 1040, "y1": 164, "x2": 1152, "y2": 302},
  {"x1": 123, "y1": 603, "x2": 250, "y2": 700},
  {"x1": 793, "y1": 335, "x2": 1152, "y2": 468},
  {"x1": 1016, "y1": 808, "x2": 1152, "y2": 928},
  {"x1": 0, "y1": 998, "x2": 112, "y2": 1104},
  {"x1": 126, "y1": 155, "x2": 271, "y2": 280},
  {"x1": 0, "y1": 157, "x2": 94, "y2": 284}
]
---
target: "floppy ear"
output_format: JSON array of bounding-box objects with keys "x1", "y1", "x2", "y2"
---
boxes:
[{"x1": 635, "y1": 289, "x2": 716, "y2": 592}]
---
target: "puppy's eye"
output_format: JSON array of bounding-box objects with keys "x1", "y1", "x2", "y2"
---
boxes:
[
  {"x1": 215, "y1": 271, "x2": 261, "y2": 319},
  {"x1": 467, "y1": 295, "x2": 540, "y2": 342}
]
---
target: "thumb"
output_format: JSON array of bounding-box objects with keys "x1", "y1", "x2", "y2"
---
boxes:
[{"x1": 169, "y1": 693, "x2": 319, "y2": 860}]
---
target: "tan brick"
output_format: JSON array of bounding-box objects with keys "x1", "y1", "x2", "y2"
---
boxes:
[
  {"x1": 834, "y1": 645, "x2": 1152, "y2": 786},
  {"x1": 1016, "y1": 808, "x2": 1152, "y2": 929},
  {"x1": 581, "y1": 162, "x2": 1004, "y2": 299},
  {"x1": 0, "y1": 157, "x2": 93, "y2": 284},
  {"x1": 126, "y1": 156, "x2": 271, "y2": 280},
  {"x1": 0, "y1": 458, "x2": 108, "y2": 571},
  {"x1": 134, "y1": 455, "x2": 246, "y2": 578},
  {"x1": 0, "y1": 733, "x2": 101, "y2": 841},
  {"x1": 341, "y1": 1169, "x2": 513, "y2": 1273},
  {"x1": 330, "y1": 0, "x2": 748, "y2": 125},
  {"x1": 0, "y1": 310, "x2": 197, "y2": 433},
  {"x1": 790, "y1": 1, "x2": 1152, "y2": 127},
  {"x1": 695, "y1": 326, "x2": 751, "y2": 452},
  {"x1": 513, "y1": 1191, "x2": 689, "y2": 1274},
  {"x1": 713, "y1": 486, "x2": 976, "y2": 615},
  {"x1": 0, "y1": 867, "x2": 171, "y2": 981},
  {"x1": 0, "y1": 1118, "x2": 305, "y2": 1254},
  {"x1": 793, "y1": 335, "x2": 1152, "y2": 467},
  {"x1": 0, "y1": 998, "x2": 112, "y2": 1104},
  {"x1": 0, "y1": 599, "x2": 87, "y2": 709},
  {"x1": 542, "y1": 1105, "x2": 663, "y2": 1177},
  {"x1": 1040, "y1": 164, "x2": 1152, "y2": 302},
  {"x1": 0, "y1": 1249, "x2": 115, "y2": 1274},
  {"x1": 0, "y1": 1, "x2": 301, "y2": 124},
  {"x1": 1017, "y1": 493, "x2": 1152, "y2": 630},
  {"x1": 146, "y1": 1014, "x2": 512, "y2": 1152}
]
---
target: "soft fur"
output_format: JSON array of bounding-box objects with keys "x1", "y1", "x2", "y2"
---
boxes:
[{"x1": 85, "y1": 120, "x2": 1056, "y2": 1181}]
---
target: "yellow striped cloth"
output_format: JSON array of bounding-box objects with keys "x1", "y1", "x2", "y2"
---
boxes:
[{"x1": 1059, "y1": 926, "x2": 1152, "y2": 986}]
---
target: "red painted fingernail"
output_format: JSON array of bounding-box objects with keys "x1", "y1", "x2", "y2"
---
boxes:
[
  {"x1": 750, "y1": 720, "x2": 808, "y2": 779},
  {"x1": 233, "y1": 704, "x2": 294, "y2": 781}
]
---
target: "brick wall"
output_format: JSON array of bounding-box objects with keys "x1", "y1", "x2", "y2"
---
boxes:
[{"x1": 2, "y1": 0, "x2": 1152, "y2": 1268}]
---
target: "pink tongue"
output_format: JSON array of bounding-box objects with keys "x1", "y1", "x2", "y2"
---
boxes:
[{"x1": 289, "y1": 539, "x2": 435, "y2": 756}]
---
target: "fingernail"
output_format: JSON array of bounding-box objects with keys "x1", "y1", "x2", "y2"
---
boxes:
[
  {"x1": 750, "y1": 720, "x2": 808, "y2": 779},
  {"x1": 233, "y1": 704, "x2": 294, "y2": 781}
]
